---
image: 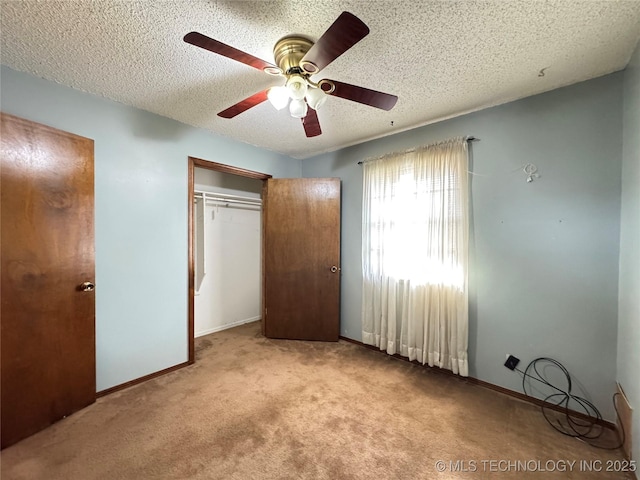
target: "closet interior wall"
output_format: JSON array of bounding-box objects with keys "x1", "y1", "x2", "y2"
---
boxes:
[{"x1": 193, "y1": 167, "x2": 263, "y2": 337}]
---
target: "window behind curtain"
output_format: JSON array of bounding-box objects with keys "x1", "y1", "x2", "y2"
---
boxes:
[
  {"x1": 363, "y1": 140, "x2": 467, "y2": 290},
  {"x1": 361, "y1": 137, "x2": 470, "y2": 375}
]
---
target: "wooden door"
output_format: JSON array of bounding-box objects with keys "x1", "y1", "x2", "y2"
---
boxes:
[
  {"x1": 1, "y1": 113, "x2": 96, "y2": 449},
  {"x1": 263, "y1": 178, "x2": 341, "y2": 341}
]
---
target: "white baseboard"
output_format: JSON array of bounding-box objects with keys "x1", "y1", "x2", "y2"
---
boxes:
[{"x1": 195, "y1": 316, "x2": 261, "y2": 338}]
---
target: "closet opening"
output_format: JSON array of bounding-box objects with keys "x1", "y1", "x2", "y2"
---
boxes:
[{"x1": 187, "y1": 157, "x2": 272, "y2": 363}]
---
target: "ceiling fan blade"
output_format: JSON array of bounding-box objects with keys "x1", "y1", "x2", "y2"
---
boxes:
[
  {"x1": 184, "y1": 32, "x2": 280, "y2": 73},
  {"x1": 322, "y1": 80, "x2": 398, "y2": 111},
  {"x1": 218, "y1": 90, "x2": 269, "y2": 119},
  {"x1": 299, "y1": 12, "x2": 369, "y2": 74},
  {"x1": 301, "y1": 108, "x2": 322, "y2": 137}
]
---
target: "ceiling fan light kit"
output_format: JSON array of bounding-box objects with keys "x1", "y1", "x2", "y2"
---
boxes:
[
  {"x1": 267, "y1": 86, "x2": 290, "y2": 110},
  {"x1": 285, "y1": 74, "x2": 308, "y2": 100},
  {"x1": 289, "y1": 99, "x2": 308, "y2": 118},
  {"x1": 305, "y1": 87, "x2": 327, "y2": 110},
  {"x1": 184, "y1": 11, "x2": 398, "y2": 138},
  {"x1": 267, "y1": 75, "x2": 328, "y2": 115}
]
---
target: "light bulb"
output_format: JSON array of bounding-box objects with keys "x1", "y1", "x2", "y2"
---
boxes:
[
  {"x1": 267, "y1": 86, "x2": 289, "y2": 110},
  {"x1": 305, "y1": 87, "x2": 327, "y2": 110},
  {"x1": 289, "y1": 99, "x2": 308, "y2": 118},
  {"x1": 286, "y1": 75, "x2": 308, "y2": 100}
]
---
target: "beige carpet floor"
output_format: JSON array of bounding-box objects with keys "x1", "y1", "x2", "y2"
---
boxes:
[{"x1": 1, "y1": 321, "x2": 633, "y2": 479}]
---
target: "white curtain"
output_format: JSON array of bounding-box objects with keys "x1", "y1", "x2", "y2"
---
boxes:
[{"x1": 361, "y1": 137, "x2": 469, "y2": 376}]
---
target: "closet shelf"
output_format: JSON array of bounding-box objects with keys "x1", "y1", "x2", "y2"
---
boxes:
[{"x1": 194, "y1": 190, "x2": 262, "y2": 207}]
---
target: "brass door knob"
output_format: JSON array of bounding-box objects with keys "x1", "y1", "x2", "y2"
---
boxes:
[{"x1": 80, "y1": 281, "x2": 95, "y2": 292}]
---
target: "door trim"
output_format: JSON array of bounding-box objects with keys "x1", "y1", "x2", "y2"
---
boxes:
[{"x1": 187, "y1": 157, "x2": 272, "y2": 363}]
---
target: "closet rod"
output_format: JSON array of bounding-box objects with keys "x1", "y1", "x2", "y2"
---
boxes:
[
  {"x1": 195, "y1": 198, "x2": 261, "y2": 208},
  {"x1": 201, "y1": 198, "x2": 261, "y2": 207},
  {"x1": 194, "y1": 190, "x2": 262, "y2": 202},
  {"x1": 194, "y1": 190, "x2": 262, "y2": 205}
]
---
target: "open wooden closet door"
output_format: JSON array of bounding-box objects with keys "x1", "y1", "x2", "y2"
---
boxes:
[
  {"x1": 263, "y1": 178, "x2": 341, "y2": 341},
  {"x1": 1, "y1": 113, "x2": 96, "y2": 449}
]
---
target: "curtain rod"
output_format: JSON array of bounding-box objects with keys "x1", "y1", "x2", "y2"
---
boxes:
[{"x1": 357, "y1": 136, "x2": 479, "y2": 165}]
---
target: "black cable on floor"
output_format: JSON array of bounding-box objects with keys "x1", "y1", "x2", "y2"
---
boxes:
[{"x1": 515, "y1": 357, "x2": 624, "y2": 450}]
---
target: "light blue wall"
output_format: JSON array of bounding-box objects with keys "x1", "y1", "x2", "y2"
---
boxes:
[
  {"x1": 2, "y1": 63, "x2": 630, "y2": 424},
  {"x1": 303, "y1": 74, "x2": 624, "y2": 420},
  {"x1": 618, "y1": 41, "x2": 640, "y2": 461},
  {"x1": 0, "y1": 66, "x2": 301, "y2": 391}
]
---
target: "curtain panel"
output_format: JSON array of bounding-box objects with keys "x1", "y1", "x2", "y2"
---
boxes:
[{"x1": 361, "y1": 137, "x2": 469, "y2": 376}]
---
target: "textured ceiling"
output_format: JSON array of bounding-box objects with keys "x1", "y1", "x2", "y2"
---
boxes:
[{"x1": 2, "y1": 1, "x2": 640, "y2": 159}]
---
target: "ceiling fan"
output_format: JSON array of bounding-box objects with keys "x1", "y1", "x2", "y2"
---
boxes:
[{"x1": 184, "y1": 11, "x2": 398, "y2": 138}]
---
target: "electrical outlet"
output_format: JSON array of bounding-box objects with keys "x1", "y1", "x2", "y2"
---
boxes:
[{"x1": 504, "y1": 355, "x2": 520, "y2": 370}]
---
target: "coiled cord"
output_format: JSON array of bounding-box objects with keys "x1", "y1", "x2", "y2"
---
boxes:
[{"x1": 516, "y1": 357, "x2": 624, "y2": 450}]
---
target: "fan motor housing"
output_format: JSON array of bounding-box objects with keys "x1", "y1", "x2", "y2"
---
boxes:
[{"x1": 273, "y1": 36, "x2": 314, "y2": 74}]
